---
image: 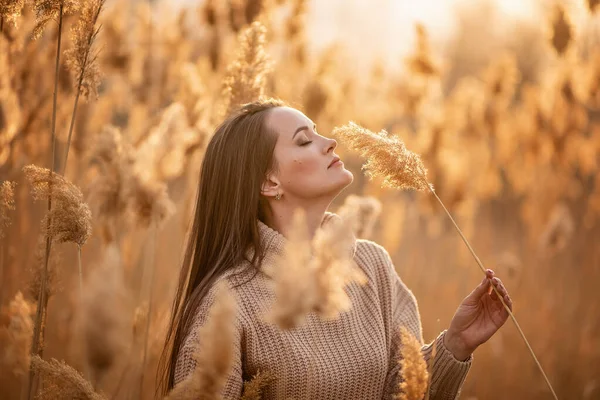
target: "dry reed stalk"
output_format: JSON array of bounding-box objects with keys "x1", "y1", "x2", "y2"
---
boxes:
[
  {"x1": 222, "y1": 20, "x2": 272, "y2": 117},
  {"x1": 395, "y1": 327, "x2": 429, "y2": 400},
  {"x1": 78, "y1": 243, "x2": 129, "y2": 388},
  {"x1": 164, "y1": 281, "x2": 238, "y2": 400},
  {"x1": 138, "y1": 223, "x2": 157, "y2": 398},
  {"x1": 337, "y1": 194, "x2": 382, "y2": 239},
  {"x1": 0, "y1": 181, "x2": 16, "y2": 302},
  {"x1": 0, "y1": 0, "x2": 25, "y2": 29},
  {"x1": 26, "y1": 2, "x2": 79, "y2": 397},
  {"x1": 405, "y1": 23, "x2": 440, "y2": 78},
  {"x1": 333, "y1": 121, "x2": 559, "y2": 400},
  {"x1": 423, "y1": 337, "x2": 436, "y2": 400},
  {"x1": 240, "y1": 371, "x2": 274, "y2": 400},
  {"x1": 23, "y1": 164, "x2": 92, "y2": 399},
  {"x1": 86, "y1": 125, "x2": 133, "y2": 245},
  {"x1": 264, "y1": 208, "x2": 316, "y2": 329},
  {"x1": 311, "y1": 212, "x2": 367, "y2": 320},
  {"x1": 267, "y1": 208, "x2": 367, "y2": 327},
  {"x1": 549, "y1": 5, "x2": 572, "y2": 56},
  {"x1": 30, "y1": 355, "x2": 106, "y2": 400},
  {"x1": 62, "y1": 0, "x2": 105, "y2": 173},
  {"x1": 0, "y1": 291, "x2": 35, "y2": 377}
]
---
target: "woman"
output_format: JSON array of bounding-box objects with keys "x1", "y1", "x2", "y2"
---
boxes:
[{"x1": 158, "y1": 98, "x2": 513, "y2": 399}]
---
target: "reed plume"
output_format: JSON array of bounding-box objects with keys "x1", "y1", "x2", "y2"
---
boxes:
[
  {"x1": 164, "y1": 281, "x2": 238, "y2": 400},
  {"x1": 334, "y1": 120, "x2": 559, "y2": 400},
  {"x1": 31, "y1": 355, "x2": 106, "y2": 400},
  {"x1": 32, "y1": 0, "x2": 79, "y2": 39},
  {"x1": 222, "y1": 21, "x2": 272, "y2": 117},
  {"x1": 23, "y1": 165, "x2": 92, "y2": 246},
  {"x1": 0, "y1": 180, "x2": 16, "y2": 239},
  {"x1": 85, "y1": 125, "x2": 133, "y2": 243},
  {"x1": 23, "y1": 164, "x2": 92, "y2": 399},
  {"x1": 62, "y1": 0, "x2": 106, "y2": 172},
  {"x1": 27, "y1": 234, "x2": 60, "y2": 303},
  {"x1": 0, "y1": 0, "x2": 25, "y2": 29},
  {"x1": 240, "y1": 371, "x2": 274, "y2": 400},
  {"x1": 549, "y1": 5, "x2": 572, "y2": 56},
  {"x1": 405, "y1": 23, "x2": 440, "y2": 77},
  {"x1": 311, "y1": 212, "x2": 367, "y2": 320},
  {"x1": 337, "y1": 194, "x2": 382, "y2": 240},
  {"x1": 395, "y1": 327, "x2": 428, "y2": 400},
  {"x1": 0, "y1": 291, "x2": 35, "y2": 376},
  {"x1": 265, "y1": 208, "x2": 316, "y2": 329},
  {"x1": 77, "y1": 243, "x2": 129, "y2": 388},
  {"x1": 267, "y1": 209, "x2": 366, "y2": 327},
  {"x1": 0, "y1": 180, "x2": 16, "y2": 302},
  {"x1": 333, "y1": 122, "x2": 429, "y2": 191}
]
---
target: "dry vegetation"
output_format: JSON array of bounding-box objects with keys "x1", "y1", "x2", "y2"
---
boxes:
[{"x1": 0, "y1": 0, "x2": 599, "y2": 399}]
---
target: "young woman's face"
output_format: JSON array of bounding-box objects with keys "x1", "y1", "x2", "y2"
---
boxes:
[{"x1": 264, "y1": 106, "x2": 353, "y2": 201}]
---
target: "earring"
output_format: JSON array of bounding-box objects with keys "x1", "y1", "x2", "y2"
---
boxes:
[{"x1": 275, "y1": 193, "x2": 281, "y2": 200}]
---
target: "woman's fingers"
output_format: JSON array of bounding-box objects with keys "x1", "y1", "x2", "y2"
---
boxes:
[{"x1": 489, "y1": 276, "x2": 513, "y2": 312}]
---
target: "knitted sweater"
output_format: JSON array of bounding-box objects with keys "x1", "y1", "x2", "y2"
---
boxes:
[{"x1": 174, "y1": 213, "x2": 473, "y2": 399}]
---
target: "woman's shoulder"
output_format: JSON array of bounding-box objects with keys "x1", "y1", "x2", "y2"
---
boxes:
[{"x1": 354, "y1": 238, "x2": 394, "y2": 268}]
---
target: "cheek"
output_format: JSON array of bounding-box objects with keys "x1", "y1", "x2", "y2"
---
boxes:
[{"x1": 277, "y1": 152, "x2": 323, "y2": 187}]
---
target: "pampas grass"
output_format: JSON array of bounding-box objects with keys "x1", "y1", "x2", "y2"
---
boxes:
[
  {"x1": 311, "y1": 212, "x2": 367, "y2": 320},
  {"x1": 240, "y1": 371, "x2": 274, "y2": 400},
  {"x1": 23, "y1": 165, "x2": 92, "y2": 246},
  {"x1": 30, "y1": 355, "x2": 106, "y2": 400},
  {"x1": 337, "y1": 194, "x2": 382, "y2": 240},
  {"x1": 334, "y1": 120, "x2": 559, "y2": 400},
  {"x1": 222, "y1": 21, "x2": 272, "y2": 117},
  {"x1": 23, "y1": 164, "x2": 92, "y2": 399},
  {"x1": 267, "y1": 208, "x2": 367, "y2": 327},
  {"x1": 164, "y1": 281, "x2": 238, "y2": 400},
  {"x1": 0, "y1": 181, "x2": 16, "y2": 302},
  {"x1": 0, "y1": 0, "x2": 25, "y2": 29},
  {"x1": 395, "y1": 327, "x2": 429, "y2": 400},
  {"x1": 62, "y1": 0, "x2": 105, "y2": 172},
  {"x1": 264, "y1": 208, "x2": 315, "y2": 329},
  {"x1": 77, "y1": 244, "x2": 129, "y2": 388},
  {"x1": 333, "y1": 122, "x2": 430, "y2": 191},
  {"x1": 0, "y1": 291, "x2": 35, "y2": 376}
]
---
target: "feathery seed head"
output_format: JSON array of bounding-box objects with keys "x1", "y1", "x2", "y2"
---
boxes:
[
  {"x1": 333, "y1": 122, "x2": 430, "y2": 191},
  {"x1": 23, "y1": 164, "x2": 92, "y2": 246}
]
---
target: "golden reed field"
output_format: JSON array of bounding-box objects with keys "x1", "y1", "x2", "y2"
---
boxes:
[{"x1": 0, "y1": 0, "x2": 599, "y2": 399}]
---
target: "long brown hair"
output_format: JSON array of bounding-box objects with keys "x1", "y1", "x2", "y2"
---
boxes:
[{"x1": 157, "y1": 98, "x2": 285, "y2": 395}]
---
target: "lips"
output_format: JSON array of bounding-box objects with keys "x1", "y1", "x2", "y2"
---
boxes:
[{"x1": 328, "y1": 156, "x2": 341, "y2": 168}]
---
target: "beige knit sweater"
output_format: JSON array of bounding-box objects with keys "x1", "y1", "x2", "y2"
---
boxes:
[{"x1": 174, "y1": 213, "x2": 473, "y2": 399}]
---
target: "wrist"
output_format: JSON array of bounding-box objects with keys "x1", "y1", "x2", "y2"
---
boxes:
[{"x1": 443, "y1": 330, "x2": 474, "y2": 361}]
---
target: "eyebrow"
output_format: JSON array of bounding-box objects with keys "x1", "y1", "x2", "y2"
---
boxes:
[{"x1": 292, "y1": 123, "x2": 316, "y2": 139}]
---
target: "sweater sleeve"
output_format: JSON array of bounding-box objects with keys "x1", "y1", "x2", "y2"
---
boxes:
[
  {"x1": 173, "y1": 282, "x2": 244, "y2": 399},
  {"x1": 362, "y1": 241, "x2": 473, "y2": 400}
]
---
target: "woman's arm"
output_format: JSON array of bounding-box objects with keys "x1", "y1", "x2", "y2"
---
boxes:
[
  {"x1": 383, "y1": 274, "x2": 473, "y2": 400},
  {"x1": 358, "y1": 241, "x2": 472, "y2": 400}
]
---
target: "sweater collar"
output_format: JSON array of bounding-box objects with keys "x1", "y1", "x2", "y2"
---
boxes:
[{"x1": 256, "y1": 211, "x2": 357, "y2": 260}]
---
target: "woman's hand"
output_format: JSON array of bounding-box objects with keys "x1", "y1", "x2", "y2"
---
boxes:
[{"x1": 443, "y1": 269, "x2": 512, "y2": 361}]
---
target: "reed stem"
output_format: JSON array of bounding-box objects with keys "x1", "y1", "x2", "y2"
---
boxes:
[
  {"x1": 422, "y1": 177, "x2": 559, "y2": 400},
  {"x1": 27, "y1": 5, "x2": 64, "y2": 399}
]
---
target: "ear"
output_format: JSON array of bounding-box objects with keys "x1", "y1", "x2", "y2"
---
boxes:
[{"x1": 261, "y1": 173, "x2": 281, "y2": 198}]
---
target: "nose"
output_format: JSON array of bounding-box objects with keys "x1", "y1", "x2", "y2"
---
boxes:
[{"x1": 325, "y1": 137, "x2": 337, "y2": 154}]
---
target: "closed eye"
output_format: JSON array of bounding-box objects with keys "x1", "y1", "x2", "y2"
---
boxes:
[{"x1": 300, "y1": 141, "x2": 312, "y2": 146}]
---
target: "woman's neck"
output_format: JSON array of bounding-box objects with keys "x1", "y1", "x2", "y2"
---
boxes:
[{"x1": 262, "y1": 199, "x2": 331, "y2": 241}]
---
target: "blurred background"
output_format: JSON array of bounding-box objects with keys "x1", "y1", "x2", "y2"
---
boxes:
[{"x1": 1, "y1": 0, "x2": 599, "y2": 399}]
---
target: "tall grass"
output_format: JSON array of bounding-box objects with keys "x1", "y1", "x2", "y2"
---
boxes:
[{"x1": 0, "y1": 0, "x2": 598, "y2": 399}]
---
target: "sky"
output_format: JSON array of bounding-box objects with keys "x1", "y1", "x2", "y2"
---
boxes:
[
  {"x1": 172, "y1": 0, "x2": 548, "y2": 71},
  {"x1": 309, "y1": 0, "x2": 538, "y2": 64}
]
